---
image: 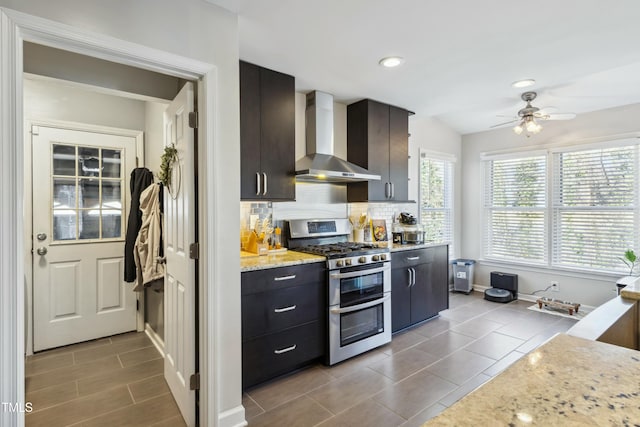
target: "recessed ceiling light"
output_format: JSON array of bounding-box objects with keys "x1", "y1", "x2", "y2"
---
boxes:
[
  {"x1": 379, "y1": 56, "x2": 405, "y2": 68},
  {"x1": 512, "y1": 79, "x2": 536, "y2": 88}
]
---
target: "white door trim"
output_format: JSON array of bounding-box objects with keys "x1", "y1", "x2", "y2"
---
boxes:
[
  {"x1": 24, "y1": 119, "x2": 144, "y2": 356},
  {"x1": 0, "y1": 7, "x2": 227, "y2": 426}
]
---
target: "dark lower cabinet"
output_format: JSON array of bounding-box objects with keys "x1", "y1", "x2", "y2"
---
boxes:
[
  {"x1": 241, "y1": 263, "x2": 326, "y2": 389},
  {"x1": 391, "y1": 245, "x2": 449, "y2": 333}
]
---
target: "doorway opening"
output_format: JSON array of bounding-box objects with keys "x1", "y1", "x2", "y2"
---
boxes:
[{"x1": 23, "y1": 42, "x2": 200, "y2": 426}]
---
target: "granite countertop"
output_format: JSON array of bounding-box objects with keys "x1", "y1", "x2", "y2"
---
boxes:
[
  {"x1": 240, "y1": 250, "x2": 325, "y2": 272},
  {"x1": 620, "y1": 276, "x2": 640, "y2": 300},
  {"x1": 389, "y1": 242, "x2": 449, "y2": 252},
  {"x1": 425, "y1": 333, "x2": 640, "y2": 426}
]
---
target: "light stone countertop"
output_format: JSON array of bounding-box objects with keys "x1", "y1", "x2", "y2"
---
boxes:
[
  {"x1": 240, "y1": 250, "x2": 326, "y2": 272},
  {"x1": 388, "y1": 242, "x2": 449, "y2": 252},
  {"x1": 620, "y1": 276, "x2": 640, "y2": 300},
  {"x1": 424, "y1": 333, "x2": 640, "y2": 426}
]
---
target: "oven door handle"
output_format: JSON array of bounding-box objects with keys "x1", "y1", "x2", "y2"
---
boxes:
[
  {"x1": 330, "y1": 294, "x2": 390, "y2": 314},
  {"x1": 329, "y1": 264, "x2": 389, "y2": 280}
]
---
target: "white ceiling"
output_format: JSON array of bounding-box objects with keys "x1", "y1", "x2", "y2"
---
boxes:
[{"x1": 207, "y1": 0, "x2": 640, "y2": 135}]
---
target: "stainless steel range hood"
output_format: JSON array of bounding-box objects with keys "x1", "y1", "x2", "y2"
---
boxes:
[{"x1": 295, "y1": 91, "x2": 381, "y2": 183}]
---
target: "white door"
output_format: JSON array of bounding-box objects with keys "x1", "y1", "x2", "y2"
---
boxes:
[
  {"x1": 163, "y1": 82, "x2": 197, "y2": 426},
  {"x1": 32, "y1": 125, "x2": 137, "y2": 351}
]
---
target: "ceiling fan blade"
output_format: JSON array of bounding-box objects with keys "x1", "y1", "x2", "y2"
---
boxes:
[
  {"x1": 495, "y1": 114, "x2": 517, "y2": 119},
  {"x1": 541, "y1": 113, "x2": 577, "y2": 121},
  {"x1": 490, "y1": 119, "x2": 518, "y2": 128}
]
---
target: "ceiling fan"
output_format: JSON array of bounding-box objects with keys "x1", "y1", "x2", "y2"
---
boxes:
[{"x1": 491, "y1": 91, "x2": 576, "y2": 136}]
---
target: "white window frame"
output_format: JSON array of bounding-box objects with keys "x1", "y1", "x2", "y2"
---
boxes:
[
  {"x1": 418, "y1": 149, "x2": 456, "y2": 257},
  {"x1": 481, "y1": 138, "x2": 640, "y2": 275}
]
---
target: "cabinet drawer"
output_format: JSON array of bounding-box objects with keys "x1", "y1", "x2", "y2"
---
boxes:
[
  {"x1": 242, "y1": 321, "x2": 324, "y2": 389},
  {"x1": 392, "y1": 248, "x2": 434, "y2": 269},
  {"x1": 241, "y1": 263, "x2": 325, "y2": 295},
  {"x1": 242, "y1": 281, "x2": 324, "y2": 339}
]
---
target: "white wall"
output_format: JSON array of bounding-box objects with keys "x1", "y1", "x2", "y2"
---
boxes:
[
  {"x1": 461, "y1": 103, "x2": 640, "y2": 306},
  {"x1": 1, "y1": 1, "x2": 242, "y2": 425},
  {"x1": 24, "y1": 77, "x2": 146, "y2": 129}
]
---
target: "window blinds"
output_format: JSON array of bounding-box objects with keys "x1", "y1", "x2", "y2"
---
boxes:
[
  {"x1": 419, "y1": 154, "x2": 454, "y2": 255},
  {"x1": 552, "y1": 145, "x2": 639, "y2": 272},
  {"x1": 484, "y1": 155, "x2": 547, "y2": 264}
]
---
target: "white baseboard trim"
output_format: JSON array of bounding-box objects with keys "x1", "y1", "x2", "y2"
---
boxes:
[
  {"x1": 144, "y1": 323, "x2": 164, "y2": 356},
  {"x1": 218, "y1": 405, "x2": 247, "y2": 427}
]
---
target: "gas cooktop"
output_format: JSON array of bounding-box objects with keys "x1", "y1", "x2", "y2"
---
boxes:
[{"x1": 294, "y1": 242, "x2": 389, "y2": 259}]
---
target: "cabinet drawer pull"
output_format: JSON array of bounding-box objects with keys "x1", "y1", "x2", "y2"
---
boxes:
[
  {"x1": 274, "y1": 305, "x2": 296, "y2": 313},
  {"x1": 274, "y1": 344, "x2": 296, "y2": 354},
  {"x1": 273, "y1": 274, "x2": 296, "y2": 281},
  {"x1": 256, "y1": 172, "x2": 261, "y2": 196},
  {"x1": 406, "y1": 256, "x2": 420, "y2": 261}
]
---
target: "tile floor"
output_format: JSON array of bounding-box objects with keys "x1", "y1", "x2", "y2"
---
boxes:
[
  {"x1": 25, "y1": 332, "x2": 185, "y2": 427},
  {"x1": 243, "y1": 291, "x2": 578, "y2": 427}
]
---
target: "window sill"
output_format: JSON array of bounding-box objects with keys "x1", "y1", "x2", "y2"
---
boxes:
[{"x1": 478, "y1": 258, "x2": 621, "y2": 282}]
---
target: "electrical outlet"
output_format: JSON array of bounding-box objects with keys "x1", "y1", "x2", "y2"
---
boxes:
[{"x1": 551, "y1": 281, "x2": 559, "y2": 292}]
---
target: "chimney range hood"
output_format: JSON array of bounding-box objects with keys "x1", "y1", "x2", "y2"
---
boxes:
[{"x1": 295, "y1": 91, "x2": 381, "y2": 183}]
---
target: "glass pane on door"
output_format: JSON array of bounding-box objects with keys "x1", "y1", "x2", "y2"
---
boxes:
[
  {"x1": 52, "y1": 144, "x2": 76, "y2": 176},
  {"x1": 102, "y1": 149, "x2": 121, "y2": 178},
  {"x1": 78, "y1": 147, "x2": 100, "y2": 177}
]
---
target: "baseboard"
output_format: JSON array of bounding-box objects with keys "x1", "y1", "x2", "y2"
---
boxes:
[
  {"x1": 144, "y1": 323, "x2": 164, "y2": 356},
  {"x1": 218, "y1": 405, "x2": 247, "y2": 427}
]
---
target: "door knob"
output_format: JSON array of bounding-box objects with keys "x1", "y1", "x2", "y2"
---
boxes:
[
  {"x1": 37, "y1": 233, "x2": 47, "y2": 241},
  {"x1": 36, "y1": 247, "x2": 48, "y2": 256}
]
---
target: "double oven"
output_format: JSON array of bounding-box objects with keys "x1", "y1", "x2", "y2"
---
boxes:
[{"x1": 286, "y1": 219, "x2": 392, "y2": 365}]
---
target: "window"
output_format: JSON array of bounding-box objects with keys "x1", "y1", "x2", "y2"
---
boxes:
[
  {"x1": 52, "y1": 143, "x2": 124, "y2": 242},
  {"x1": 552, "y1": 145, "x2": 639, "y2": 272},
  {"x1": 484, "y1": 154, "x2": 547, "y2": 264},
  {"x1": 419, "y1": 151, "x2": 454, "y2": 255},
  {"x1": 483, "y1": 140, "x2": 640, "y2": 274}
]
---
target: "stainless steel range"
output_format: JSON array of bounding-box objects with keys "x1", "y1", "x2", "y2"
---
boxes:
[{"x1": 285, "y1": 218, "x2": 392, "y2": 365}]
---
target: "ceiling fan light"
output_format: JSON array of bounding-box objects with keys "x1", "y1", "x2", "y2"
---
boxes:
[
  {"x1": 525, "y1": 119, "x2": 538, "y2": 133},
  {"x1": 513, "y1": 123, "x2": 524, "y2": 135}
]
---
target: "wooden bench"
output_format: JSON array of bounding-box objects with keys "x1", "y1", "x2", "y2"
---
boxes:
[{"x1": 537, "y1": 297, "x2": 581, "y2": 315}]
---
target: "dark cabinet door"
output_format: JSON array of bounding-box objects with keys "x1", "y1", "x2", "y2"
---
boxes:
[
  {"x1": 391, "y1": 266, "x2": 412, "y2": 332},
  {"x1": 260, "y1": 67, "x2": 295, "y2": 200},
  {"x1": 347, "y1": 99, "x2": 409, "y2": 202},
  {"x1": 239, "y1": 61, "x2": 295, "y2": 201},
  {"x1": 389, "y1": 105, "x2": 409, "y2": 201},
  {"x1": 239, "y1": 61, "x2": 262, "y2": 199},
  {"x1": 426, "y1": 245, "x2": 449, "y2": 317},
  {"x1": 366, "y1": 100, "x2": 391, "y2": 201},
  {"x1": 410, "y1": 261, "x2": 432, "y2": 324}
]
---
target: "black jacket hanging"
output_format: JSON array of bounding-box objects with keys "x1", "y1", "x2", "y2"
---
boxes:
[{"x1": 125, "y1": 167, "x2": 154, "y2": 282}]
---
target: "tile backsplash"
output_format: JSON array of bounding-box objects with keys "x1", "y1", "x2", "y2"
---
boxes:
[{"x1": 240, "y1": 199, "x2": 418, "y2": 247}]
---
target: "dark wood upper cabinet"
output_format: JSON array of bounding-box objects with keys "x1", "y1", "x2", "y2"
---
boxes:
[
  {"x1": 346, "y1": 99, "x2": 410, "y2": 202},
  {"x1": 239, "y1": 61, "x2": 295, "y2": 201}
]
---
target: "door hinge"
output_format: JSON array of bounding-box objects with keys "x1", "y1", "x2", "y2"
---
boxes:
[
  {"x1": 188, "y1": 111, "x2": 198, "y2": 129},
  {"x1": 136, "y1": 300, "x2": 139, "y2": 311},
  {"x1": 189, "y1": 242, "x2": 199, "y2": 260},
  {"x1": 189, "y1": 373, "x2": 200, "y2": 390}
]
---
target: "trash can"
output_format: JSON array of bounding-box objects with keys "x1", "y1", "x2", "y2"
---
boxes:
[{"x1": 451, "y1": 259, "x2": 475, "y2": 294}]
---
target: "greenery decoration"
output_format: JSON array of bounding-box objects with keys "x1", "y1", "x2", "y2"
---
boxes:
[
  {"x1": 620, "y1": 249, "x2": 639, "y2": 276},
  {"x1": 158, "y1": 144, "x2": 178, "y2": 188}
]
